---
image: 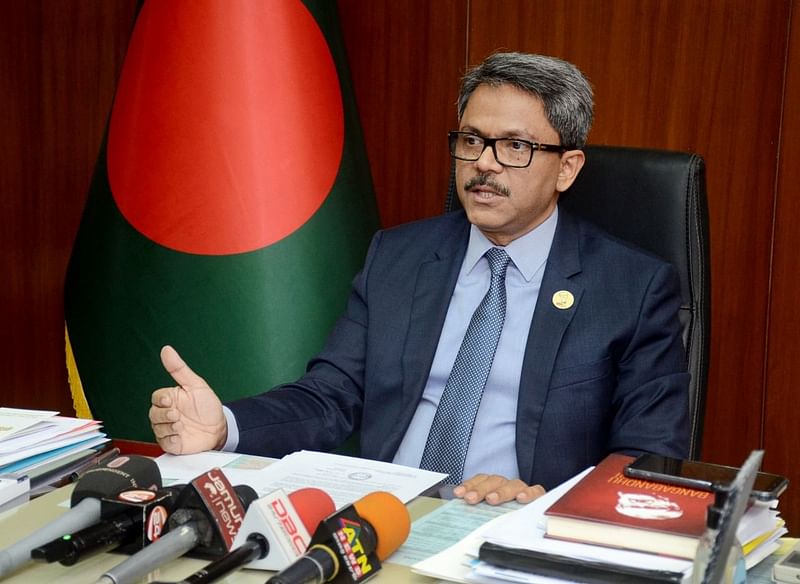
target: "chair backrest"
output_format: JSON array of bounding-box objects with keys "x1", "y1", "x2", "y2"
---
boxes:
[{"x1": 444, "y1": 145, "x2": 711, "y2": 459}]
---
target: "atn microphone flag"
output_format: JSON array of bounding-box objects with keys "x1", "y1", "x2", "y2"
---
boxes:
[{"x1": 64, "y1": 0, "x2": 379, "y2": 439}]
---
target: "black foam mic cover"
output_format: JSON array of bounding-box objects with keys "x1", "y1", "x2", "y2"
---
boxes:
[
  {"x1": 71, "y1": 455, "x2": 162, "y2": 506},
  {"x1": 0, "y1": 454, "x2": 162, "y2": 578}
]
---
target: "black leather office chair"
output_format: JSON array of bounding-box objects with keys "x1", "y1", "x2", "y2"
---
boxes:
[{"x1": 445, "y1": 145, "x2": 711, "y2": 460}]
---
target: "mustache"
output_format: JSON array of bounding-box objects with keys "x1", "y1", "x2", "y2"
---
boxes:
[{"x1": 463, "y1": 174, "x2": 511, "y2": 197}]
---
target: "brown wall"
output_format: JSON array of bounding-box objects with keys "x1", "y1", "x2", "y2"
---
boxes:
[
  {"x1": 1, "y1": 0, "x2": 139, "y2": 414},
  {"x1": 2, "y1": 0, "x2": 799, "y2": 533},
  {"x1": 765, "y1": 0, "x2": 800, "y2": 532}
]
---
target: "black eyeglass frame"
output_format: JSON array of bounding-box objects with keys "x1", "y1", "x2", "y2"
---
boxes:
[{"x1": 448, "y1": 131, "x2": 567, "y2": 168}]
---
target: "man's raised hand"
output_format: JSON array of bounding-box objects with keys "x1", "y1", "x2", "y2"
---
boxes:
[{"x1": 149, "y1": 345, "x2": 228, "y2": 455}]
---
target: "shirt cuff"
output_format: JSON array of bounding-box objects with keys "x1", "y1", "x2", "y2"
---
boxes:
[{"x1": 221, "y1": 406, "x2": 240, "y2": 452}]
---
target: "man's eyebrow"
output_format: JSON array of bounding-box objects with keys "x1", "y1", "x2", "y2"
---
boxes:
[
  {"x1": 458, "y1": 125, "x2": 538, "y2": 140},
  {"x1": 458, "y1": 125, "x2": 481, "y2": 134}
]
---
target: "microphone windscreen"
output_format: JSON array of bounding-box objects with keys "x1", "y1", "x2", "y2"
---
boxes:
[
  {"x1": 287, "y1": 488, "x2": 336, "y2": 533},
  {"x1": 233, "y1": 485, "x2": 259, "y2": 508},
  {"x1": 71, "y1": 455, "x2": 162, "y2": 506},
  {"x1": 353, "y1": 492, "x2": 410, "y2": 561}
]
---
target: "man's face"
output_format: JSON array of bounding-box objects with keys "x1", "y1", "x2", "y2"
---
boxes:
[{"x1": 455, "y1": 83, "x2": 584, "y2": 246}]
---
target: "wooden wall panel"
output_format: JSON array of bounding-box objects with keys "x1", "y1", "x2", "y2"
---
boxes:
[
  {"x1": 336, "y1": 0, "x2": 468, "y2": 227},
  {"x1": 467, "y1": 0, "x2": 788, "y2": 468},
  {"x1": 0, "y1": 1, "x2": 138, "y2": 413},
  {"x1": 765, "y1": 0, "x2": 800, "y2": 540}
]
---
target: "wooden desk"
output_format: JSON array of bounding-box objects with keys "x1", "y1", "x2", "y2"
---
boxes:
[{"x1": 0, "y1": 486, "x2": 440, "y2": 583}]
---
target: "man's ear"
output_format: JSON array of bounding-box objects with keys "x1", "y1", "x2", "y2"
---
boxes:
[{"x1": 555, "y1": 149, "x2": 585, "y2": 193}]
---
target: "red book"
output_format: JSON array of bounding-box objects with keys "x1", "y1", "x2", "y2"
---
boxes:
[{"x1": 544, "y1": 453, "x2": 713, "y2": 559}]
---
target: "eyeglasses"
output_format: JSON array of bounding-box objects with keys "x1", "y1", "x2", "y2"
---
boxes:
[{"x1": 448, "y1": 131, "x2": 566, "y2": 168}]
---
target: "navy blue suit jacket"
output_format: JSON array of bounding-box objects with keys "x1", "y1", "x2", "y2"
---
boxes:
[{"x1": 227, "y1": 208, "x2": 690, "y2": 489}]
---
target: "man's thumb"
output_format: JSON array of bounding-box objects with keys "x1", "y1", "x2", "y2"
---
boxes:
[{"x1": 160, "y1": 345, "x2": 204, "y2": 388}]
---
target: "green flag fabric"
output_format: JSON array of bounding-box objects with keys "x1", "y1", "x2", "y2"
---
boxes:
[{"x1": 64, "y1": 0, "x2": 379, "y2": 440}]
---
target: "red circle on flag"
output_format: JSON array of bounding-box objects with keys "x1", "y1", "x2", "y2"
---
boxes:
[{"x1": 108, "y1": 0, "x2": 344, "y2": 255}]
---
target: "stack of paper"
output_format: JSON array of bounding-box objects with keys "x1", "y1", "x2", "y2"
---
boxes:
[
  {"x1": 738, "y1": 502, "x2": 786, "y2": 568},
  {"x1": 411, "y1": 466, "x2": 786, "y2": 584},
  {"x1": 411, "y1": 469, "x2": 695, "y2": 583},
  {"x1": 0, "y1": 407, "x2": 109, "y2": 503},
  {"x1": 539, "y1": 454, "x2": 786, "y2": 568}
]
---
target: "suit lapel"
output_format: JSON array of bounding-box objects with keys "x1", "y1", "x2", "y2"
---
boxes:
[
  {"x1": 516, "y1": 210, "x2": 584, "y2": 483},
  {"x1": 383, "y1": 214, "x2": 469, "y2": 457}
]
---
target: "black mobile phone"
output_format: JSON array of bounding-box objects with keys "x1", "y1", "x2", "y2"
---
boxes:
[{"x1": 623, "y1": 453, "x2": 789, "y2": 501}]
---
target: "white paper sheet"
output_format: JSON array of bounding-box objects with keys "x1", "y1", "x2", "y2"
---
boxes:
[
  {"x1": 411, "y1": 512, "x2": 512, "y2": 583},
  {"x1": 0, "y1": 408, "x2": 58, "y2": 441},
  {"x1": 391, "y1": 498, "x2": 521, "y2": 566},
  {"x1": 157, "y1": 449, "x2": 446, "y2": 508},
  {"x1": 0, "y1": 417, "x2": 101, "y2": 453}
]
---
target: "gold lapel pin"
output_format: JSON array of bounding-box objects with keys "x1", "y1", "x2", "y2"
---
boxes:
[{"x1": 552, "y1": 290, "x2": 575, "y2": 310}]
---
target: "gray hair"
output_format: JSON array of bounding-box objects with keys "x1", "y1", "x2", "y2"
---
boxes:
[{"x1": 458, "y1": 52, "x2": 594, "y2": 150}]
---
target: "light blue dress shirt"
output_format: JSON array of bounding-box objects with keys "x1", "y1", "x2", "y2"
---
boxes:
[
  {"x1": 392, "y1": 209, "x2": 557, "y2": 480},
  {"x1": 223, "y1": 209, "x2": 558, "y2": 482}
]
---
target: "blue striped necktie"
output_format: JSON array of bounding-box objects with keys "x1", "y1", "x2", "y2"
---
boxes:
[{"x1": 420, "y1": 247, "x2": 511, "y2": 483}]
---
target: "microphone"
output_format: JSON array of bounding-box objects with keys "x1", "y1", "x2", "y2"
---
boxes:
[
  {"x1": 267, "y1": 491, "x2": 411, "y2": 584},
  {"x1": 31, "y1": 484, "x2": 184, "y2": 565},
  {"x1": 149, "y1": 487, "x2": 336, "y2": 584},
  {"x1": 94, "y1": 467, "x2": 257, "y2": 584},
  {"x1": 0, "y1": 454, "x2": 161, "y2": 578}
]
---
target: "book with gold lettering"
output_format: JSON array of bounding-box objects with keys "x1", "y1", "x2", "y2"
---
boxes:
[{"x1": 544, "y1": 453, "x2": 715, "y2": 559}]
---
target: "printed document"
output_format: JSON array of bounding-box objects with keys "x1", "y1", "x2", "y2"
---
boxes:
[{"x1": 157, "y1": 449, "x2": 446, "y2": 508}]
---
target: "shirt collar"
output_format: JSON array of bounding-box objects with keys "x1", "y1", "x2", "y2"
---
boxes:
[{"x1": 464, "y1": 207, "x2": 558, "y2": 282}]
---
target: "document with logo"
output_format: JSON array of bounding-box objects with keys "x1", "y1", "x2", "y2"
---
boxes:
[
  {"x1": 256, "y1": 450, "x2": 446, "y2": 507},
  {"x1": 157, "y1": 450, "x2": 447, "y2": 508}
]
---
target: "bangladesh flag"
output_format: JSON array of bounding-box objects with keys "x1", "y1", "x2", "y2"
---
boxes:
[{"x1": 64, "y1": 0, "x2": 379, "y2": 441}]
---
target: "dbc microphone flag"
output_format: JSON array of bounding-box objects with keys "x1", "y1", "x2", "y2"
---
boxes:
[{"x1": 229, "y1": 487, "x2": 336, "y2": 571}]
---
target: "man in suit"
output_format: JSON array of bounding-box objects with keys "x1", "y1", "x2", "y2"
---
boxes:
[{"x1": 149, "y1": 52, "x2": 689, "y2": 505}]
